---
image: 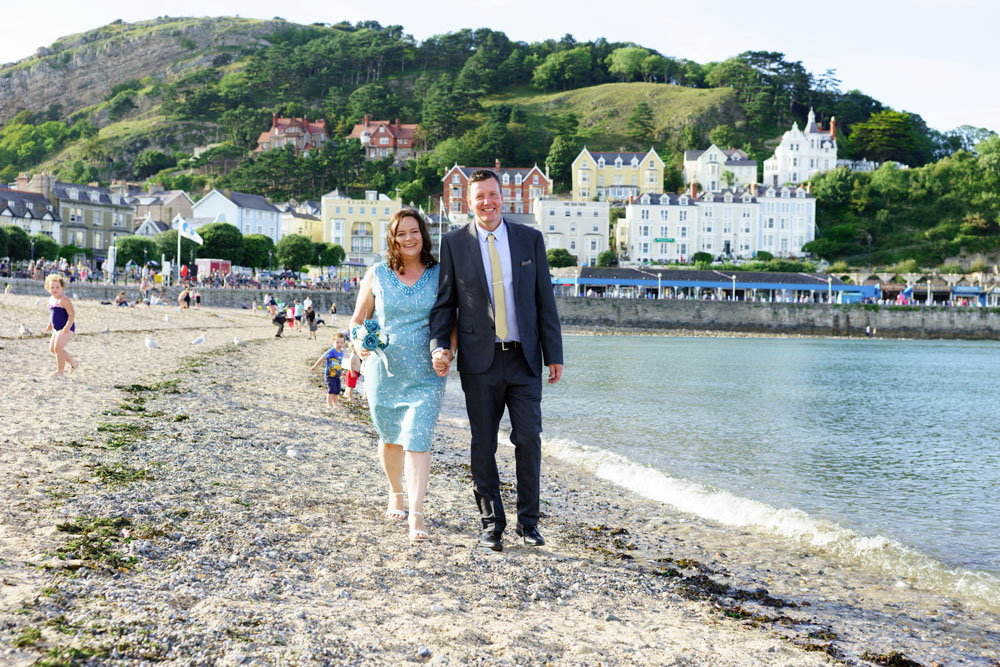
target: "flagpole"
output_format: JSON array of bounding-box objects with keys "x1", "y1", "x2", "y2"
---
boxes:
[{"x1": 177, "y1": 222, "x2": 182, "y2": 285}]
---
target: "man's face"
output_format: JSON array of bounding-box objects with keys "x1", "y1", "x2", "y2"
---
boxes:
[{"x1": 467, "y1": 178, "x2": 503, "y2": 230}]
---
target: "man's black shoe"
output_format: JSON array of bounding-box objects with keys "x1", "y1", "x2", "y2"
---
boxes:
[
  {"x1": 478, "y1": 531, "x2": 503, "y2": 552},
  {"x1": 516, "y1": 524, "x2": 545, "y2": 547}
]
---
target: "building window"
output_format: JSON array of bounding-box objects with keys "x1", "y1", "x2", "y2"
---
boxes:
[
  {"x1": 533, "y1": 175, "x2": 539, "y2": 184},
  {"x1": 379, "y1": 137, "x2": 389, "y2": 145},
  {"x1": 502, "y1": 173, "x2": 510, "y2": 185},
  {"x1": 679, "y1": 211, "x2": 687, "y2": 222},
  {"x1": 640, "y1": 210, "x2": 649, "y2": 220},
  {"x1": 452, "y1": 174, "x2": 460, "y2": 184},
  {"x1": 680, "y1": 227, "x2": 687, "y2": 238},
  {"x1": 570, "y1": 239, "x2": 577, "y2": 251},
  {"x1": 639, "y1": 225, "x2": 650, "y2": 237}
]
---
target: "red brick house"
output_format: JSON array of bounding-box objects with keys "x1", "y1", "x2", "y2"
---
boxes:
[
  {"x1": 347, "y1": 116, "x2": 419, "y2": 161},
  {"x1": 254, "y1": 114, "x2": 329, "y2": 156},
  {"x1": 443, "y1": 160, "x2": 551, "y2": 216}
]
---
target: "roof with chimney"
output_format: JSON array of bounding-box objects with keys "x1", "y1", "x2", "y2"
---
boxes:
[
  {"x1": 348, "y1": 116, "x2": 418, "y2": 142},
  {"x1": 443, "y1": 163, "x2": 549, "y2": 183},
  {"x1": 50, "y1": 181, "x2": 131, "y2": 208},
  {"x1": 0, "y1": 188, "x2": 61, "y2": 220}
]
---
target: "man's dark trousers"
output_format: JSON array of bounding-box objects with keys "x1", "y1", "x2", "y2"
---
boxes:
[{"x1": 461, "y1": 344, "x2": 542, "y2": 533}]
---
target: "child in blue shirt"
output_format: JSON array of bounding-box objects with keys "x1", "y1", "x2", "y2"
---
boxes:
[{"x1": 310, "y1": 332, "x2": 346, "y2": 409}]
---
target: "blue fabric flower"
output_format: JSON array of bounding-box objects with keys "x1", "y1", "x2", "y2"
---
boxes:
[
  {"x1": 364, "y1": 318, "x2": 379, "y2": 333},
  {"x1": 362, "y1": 332, "x2": 380, "y2": 350}
]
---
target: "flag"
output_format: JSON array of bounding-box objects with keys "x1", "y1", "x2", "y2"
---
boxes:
[
  {"x1": 901, "y1": 285, "x2": 914, "y2": 298},
  {"x1": 179, "y1": 220, "x2": 204, "y2": 245}
]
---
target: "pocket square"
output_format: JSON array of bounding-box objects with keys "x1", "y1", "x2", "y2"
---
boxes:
[{"x1": 520, "y1": 259, "x2": 533, "y2": 266}]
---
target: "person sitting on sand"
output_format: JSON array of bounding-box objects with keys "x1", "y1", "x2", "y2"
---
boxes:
[
  {"x1": 114, "y1": 291, "x2": 131, "y2": 307},
  {"x1": 44, "y1": 274, "x2": 80, "y2": 377}
]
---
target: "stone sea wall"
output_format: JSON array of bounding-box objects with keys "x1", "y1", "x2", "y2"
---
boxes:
[
  {"x1": 6, "y1": 279, "x2": 1000, "y2": 339},
  {"x1": 555, "y1": 297, "x2": 1000, "y2": 339}
]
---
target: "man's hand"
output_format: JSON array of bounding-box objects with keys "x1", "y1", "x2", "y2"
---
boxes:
[
  {"x1": 547, "y1": 363, "x2": 563, "y2": 384},
  {"x1": 432, "y1": 348, "x2": 453, "y2": 377}
]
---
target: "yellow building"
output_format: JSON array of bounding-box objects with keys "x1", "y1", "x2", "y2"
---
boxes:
[
  {"x1": 571, "y1": 148, "x2": 664, "y2": 202},
  {"x1": 320, "y1": 189, "x2": 402, "y2": 266},
  {"x1": 280, "y1": 208, "x2": 324, "y2": 242}
]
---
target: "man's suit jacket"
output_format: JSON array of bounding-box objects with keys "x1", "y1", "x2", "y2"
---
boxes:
[{"x1": 430, "y1": 219, "x2": 563, "y2": 376}]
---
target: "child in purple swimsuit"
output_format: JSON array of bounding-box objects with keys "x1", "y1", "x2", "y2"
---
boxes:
[{"x1": 44, "y1": 274, "x2": 79, "y2": 377}]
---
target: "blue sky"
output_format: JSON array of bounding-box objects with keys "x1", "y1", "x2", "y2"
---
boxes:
[{"x1": 4, "y1": 0, "x2": 996, "y2": 134}]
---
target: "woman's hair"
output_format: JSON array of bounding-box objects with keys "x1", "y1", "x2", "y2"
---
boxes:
[
  {"x1": 385, "y1": 207, "x2": 436, "y2": 274},
  {"x1": 44, "y1": 274, "x2": 66, "y2": 290}
]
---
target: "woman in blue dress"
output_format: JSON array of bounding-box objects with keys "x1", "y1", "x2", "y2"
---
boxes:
[{"x1": 350, "y1": 208, "x2": 455, "y2": 543}]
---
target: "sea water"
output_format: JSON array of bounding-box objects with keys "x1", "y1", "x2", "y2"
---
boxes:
[{"x1": 441, "y1": 335, "x2": 1000, "y2": 611}]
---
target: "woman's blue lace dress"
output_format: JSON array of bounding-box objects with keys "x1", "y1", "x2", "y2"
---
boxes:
[{"x1": 365, "y1": 261, "x2": 445, "y2": 452}]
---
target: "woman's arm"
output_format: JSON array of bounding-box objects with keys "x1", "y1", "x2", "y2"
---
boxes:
[{"x1": 348, "y1": 265, "x2": 377, "y2": 358}]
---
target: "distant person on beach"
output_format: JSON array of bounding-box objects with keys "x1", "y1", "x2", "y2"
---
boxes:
[
  {"x1": 310, "y1": 332, "x2": 345, "y2": 409},
  {"x1": 178, "y1": 287, "x2": 191, "y2": 309},
  {"x1": 350, "y1": 208, "x2": 452, "y2": 543},
  {"x1": 194, "y1": 290, "x2": 201, "y2": 309},
  {"x1": 285, "y1": 303, "x2": 296, "y2": 332},
  {"x1": 44, "y1": 274, "x2": 79, "y2": 377},
  {"x1": 114, "y1": 291, "x2": 133, "y2": 307},
  {"x1": 272, "y1": 310, "x2": 287, "y2": 337},
  {"x1": 305, "y1": 306, "x2": 318, "y2": 340},
  {"x1": 330, "y1": 302, "x2": 337, "y2": 315},
  {"x1": 430, "y1": 169, "x2": 563, "y2": 553}
]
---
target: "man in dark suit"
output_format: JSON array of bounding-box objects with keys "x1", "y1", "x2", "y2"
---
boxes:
[{"x1": 430, "y1": 169, "x2": 564, "y2": 552}]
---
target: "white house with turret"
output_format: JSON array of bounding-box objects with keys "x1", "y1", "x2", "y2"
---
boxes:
[{"x1": 763, "y1": 108, "x2": 837, "y2": 186}]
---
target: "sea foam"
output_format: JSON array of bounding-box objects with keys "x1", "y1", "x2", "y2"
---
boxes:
[{"x1": 542, "y1": 435, "x2": 1000, "y2": 614}]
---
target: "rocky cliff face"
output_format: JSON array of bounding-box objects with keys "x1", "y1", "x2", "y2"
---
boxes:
[{"x1": 0, "y1": 17, "x2": 286, "y2": 125}]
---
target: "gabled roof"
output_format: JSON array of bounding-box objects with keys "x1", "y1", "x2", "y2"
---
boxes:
[
  {"x1": 684, "y1": 147, "x2": 756, "y2": 166},
  {"x1": 0, "y1": 188, "x2": 61, "y2": 220},
  {"x1": 348, "y1": 117, "x2": 419, "y2": 142},
  {"x1": 271, "y1": 115, "x2": 328, "y2": 136},
  {"x1": 444, "y1": 164, "x2": 548, "y2": 182},
  {"x1": 227, "y1": 191, "x2": 281, "y2": 212}
]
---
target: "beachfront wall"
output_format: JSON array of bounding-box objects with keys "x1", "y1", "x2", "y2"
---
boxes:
[
  {"x1": 6, "y1": 279, "x2": 1000, "y2": 339},
  {"x1": 554, "y1": 297, "x2": 1000, "y2": 339}
]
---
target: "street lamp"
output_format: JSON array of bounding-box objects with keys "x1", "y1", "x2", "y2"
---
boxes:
[
  {"x1": 111, "y1": 233, "x2": 117, "y2": 285},
  {"x1": 30, "y1": 239, "x2": 35, "y2": 262}
]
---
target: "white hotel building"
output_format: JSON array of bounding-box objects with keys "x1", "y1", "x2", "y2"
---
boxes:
[
  {"x1": 621, "y1": 185, "x2": 815, "y2": 262},
  {"x1": 533, "y1": 196, "x2": 610, "y2": 266}
]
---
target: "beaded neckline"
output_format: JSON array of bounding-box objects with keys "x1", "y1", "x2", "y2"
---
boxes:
[{"x1": 381, "y1": 261, "x2": 436, "y2": 296}]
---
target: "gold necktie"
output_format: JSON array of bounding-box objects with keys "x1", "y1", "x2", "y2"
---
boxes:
[{"x1": 487, "y1": 233, "x2": 508, "y2": 340}]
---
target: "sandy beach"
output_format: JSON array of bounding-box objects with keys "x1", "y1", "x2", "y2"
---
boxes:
[{"x1": 1, "y1": 292, "x2": 998, "y2": 665}]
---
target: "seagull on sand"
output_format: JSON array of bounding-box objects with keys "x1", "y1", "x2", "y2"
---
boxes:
[
  {"x1": 18, "y1": 323, "x2": 31, "y2": 338},
  {"x1": 72, "y1": 292, "x2": 78, "y2": 300},
  {"x1": 233, "y1": 336, "x2": 245, "y2": 347},
  {"x1": 35, "y1": 298, "x2": 41, "y2": 306},
  {"x1": 145, "y1": 334, "x2": 160, "y2": 350},
  {"x1": 191, "y1": 333, "x2": 206, "y2": 345},
  {"x1": 164, "y1": 314, "x2": 170, "y2": 322},
  {"x1": 103, "y1": 325, "x2": 111, "y2": 334},
  {"x1": 4, "y1": 284, "x2": 12, "y2": 294}
]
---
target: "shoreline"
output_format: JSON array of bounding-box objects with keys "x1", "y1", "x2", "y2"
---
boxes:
[{"x1": 1, "y1": 293, "x2": 998, "y2": 664}]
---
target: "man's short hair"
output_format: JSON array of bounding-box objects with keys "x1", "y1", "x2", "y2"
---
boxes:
[{"x1": 468, "y1": 169, "x2": 501, "y2": 188}]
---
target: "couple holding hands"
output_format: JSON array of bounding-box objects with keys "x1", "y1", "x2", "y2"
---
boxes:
[{"x1": 349, "y1": 169, "x2": 563, "y2": 551}]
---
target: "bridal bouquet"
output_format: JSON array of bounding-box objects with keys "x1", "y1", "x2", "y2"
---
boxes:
[{"x1": 351, "y1": 318, "x2": 392, "y2": 376}]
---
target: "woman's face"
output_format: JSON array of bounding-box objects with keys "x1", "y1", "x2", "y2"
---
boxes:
[{"x1": 393, "y1": 216, "x2": 423, "y2": 260}]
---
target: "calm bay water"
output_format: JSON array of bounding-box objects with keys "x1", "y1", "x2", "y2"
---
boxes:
[{"x1": 443, "y1": 335, "x2": 1000, "y2": 609}]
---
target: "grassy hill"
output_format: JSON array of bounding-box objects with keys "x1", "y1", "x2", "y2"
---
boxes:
[{"x1": 486, "y1": 82, "x2": 742, "y2": 153}]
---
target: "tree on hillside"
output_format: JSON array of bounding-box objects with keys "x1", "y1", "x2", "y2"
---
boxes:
[
  {"x1": 531, "y1": 47, "x2": 592, "y2": 91},
  {"x1": 597, "y1": 249, "x2": 616, "y2": 267},
  {"x1": 276, "y1": 234, "x2": 315, "y2": 272},
  {"x1": 848, "y1": 111, "x2": 928, "y2": 165},
  {"x1": 198, "y1": 223, "x2": 245, "y2": 265},
  {"x1": 811, "y1": 167, "x2": 853, "y2": 209},
  {"x1": 640, "y1": 54, "x2": 671, "y2": 83},
  {"x1": 243, "y1": 234, "x2": 275, "y2": 269},
  {"x1": 607, "y1": 46, "x2": 650, "y2": 82},
  {"x1": 133, "y1": 150, "x2": 176, "y2": 179},
  {"x1": 626, "y1": 101, "x2": 655, "y2": 148},
  {"x1": 546, "y1": 135, "x2": 580, "y2": 192},
  {"x1": 114, "y1": 236, "x2": 158, "y2": 268},
  {"x1": 547, "y1": 248, "x2": 577, "y2": 268}
]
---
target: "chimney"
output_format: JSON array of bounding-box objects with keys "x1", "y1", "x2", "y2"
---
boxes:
[
  {"x1": 394, "y1": 118, "x2": 400, "y2": 130},
  {"x1": 829, "y1": 117, "x2": 836, "y2": 141},
  {"x1": 363, "y1": 114, "x2": 370, "y2": 125},
  {"x1": 690, "y1": 181, "x2": 698, "y2": 199},
  {"x1": 16, "y1": 172, "x2": 29, "y2": 191},
  {"x1": 751, "y1": 183, "x2": 758, "y2": 198},
  {"x1": 272, "y1": 112, "x2": 277, "y2": 126}
]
